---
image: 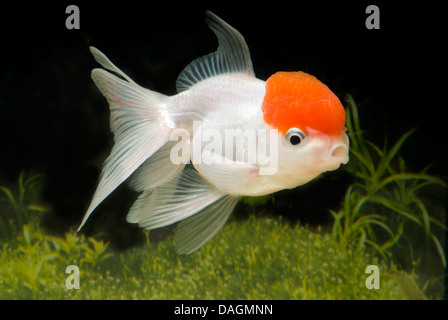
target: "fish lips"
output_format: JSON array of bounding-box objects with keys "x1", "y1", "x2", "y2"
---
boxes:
[{"x1": 306, "y1": 127, "x2": 350, "y2": 170}]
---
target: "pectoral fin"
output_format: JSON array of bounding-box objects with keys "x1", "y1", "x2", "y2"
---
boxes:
[{"x1": 194, "y1": 147, "x2": 260, "y2": 195}]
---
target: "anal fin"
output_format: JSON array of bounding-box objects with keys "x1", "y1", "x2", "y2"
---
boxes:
[
  {"x1": 127, "y1": 167, "x2": 227, "y2": 230},
  {"x1": 175, "y1": 194, "x2": 239, "y2": 254}
]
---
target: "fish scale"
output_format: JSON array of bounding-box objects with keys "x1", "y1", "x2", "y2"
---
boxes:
[{"x1": 169, "y1": 74, "x2": 266, "y2": 131}]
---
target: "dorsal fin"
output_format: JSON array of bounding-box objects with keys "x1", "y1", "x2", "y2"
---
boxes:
[{"x1": 176, "y1": 11, "x2": 255, "y2": 92}]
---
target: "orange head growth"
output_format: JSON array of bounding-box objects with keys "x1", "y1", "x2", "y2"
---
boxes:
[{"x1": 261, "y1": 71, "x2": 345, "y2": 136}]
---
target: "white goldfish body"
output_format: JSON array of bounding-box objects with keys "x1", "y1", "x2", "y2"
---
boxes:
[{"x1": 78, "y1": 11, "x2": 349, "y2": 254}]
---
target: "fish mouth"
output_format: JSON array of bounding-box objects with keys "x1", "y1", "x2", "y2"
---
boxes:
[
  {"x1": 306, "y1": 127, "x2": 350, "y2": 170},
  {"x1": 323, "y1": 135, "x2": 349, "y2": 170},
  {"x1": 330, "y1": 144, "x2": 349, "y2": 164}
]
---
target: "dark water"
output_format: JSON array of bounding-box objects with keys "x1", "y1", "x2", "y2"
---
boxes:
[
  {"x1": 0, "y1": 1, "x2": 446, "y2": 296},
  {"x1": 1, "y1": 2, "x2": 445, "y2": 217}
]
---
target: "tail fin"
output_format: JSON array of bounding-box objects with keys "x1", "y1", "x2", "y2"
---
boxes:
[{"x1": 78, "y1": 47, "x2": 173, "y2": 231}]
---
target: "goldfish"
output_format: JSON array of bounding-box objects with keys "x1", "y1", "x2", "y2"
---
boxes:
[{"x1": 78, "y1": 11, "x2": 349, "y2": 254}]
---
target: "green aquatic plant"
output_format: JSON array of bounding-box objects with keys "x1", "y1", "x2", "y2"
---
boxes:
[
  {"x1": 0, "y1": 168, "x2": 428, "y2": 299},
  {"x1": 0, "y1": 170, "x2": 47, "y2": 239},
  {"x1": 0, "y1": 220, "x2": 113, "y2": 299},
  {"x1": 49, "y1": 231, "x2": 112, "y2": 270},
  {"x1": 0, "y1": 216, "x2": 408, "y2": 299},
  {"x1": 395, "y1": 271, "x2": 427, "y2": 300},
  {"x1": 331, "y1": 94, "x2": 446, "y2": 266}
]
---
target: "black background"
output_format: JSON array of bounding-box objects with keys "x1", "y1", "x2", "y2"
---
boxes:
[{"x1": 0, "y1": 1, "x2": 445, "y2": 234}]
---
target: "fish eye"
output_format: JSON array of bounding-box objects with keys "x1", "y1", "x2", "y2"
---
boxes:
[{"x1": 285, "y1": 128, "x2": 306, "y2": 146}]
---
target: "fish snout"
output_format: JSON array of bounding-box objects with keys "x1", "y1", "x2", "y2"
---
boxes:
[
  {"x1": 323, "y1": 133, "x2": 349, "y2": 169},
  {"x1": 328, "y1": 143, "x2": 349, "y2": 164}
]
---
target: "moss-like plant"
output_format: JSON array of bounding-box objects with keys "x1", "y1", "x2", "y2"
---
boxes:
[
  {"x1": 0, "y1": 216, "x2": 407, "y2": 299},
  {"x1": 0, "y1": 221, "x2": 112, "y2": 299}
]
